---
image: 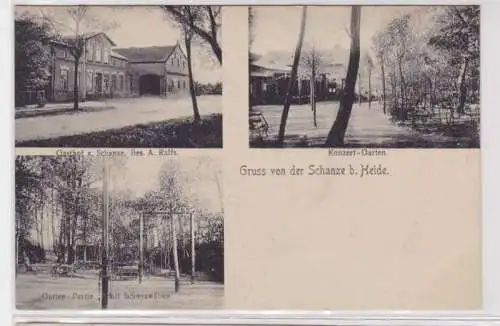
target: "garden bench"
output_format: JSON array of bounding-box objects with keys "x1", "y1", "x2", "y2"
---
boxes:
[
  {"x1": 249, "y1": 111, "x2": 269, "y2": 138},
  {"x1": 408, "y1": 109, "x2": 432, "y2": 125},
  {"x1": 51, "y1": 264, "x2": 74, "y2": 277},
  {"x1": 114, "y1": 265, "x2": 139, "y2": 280}
]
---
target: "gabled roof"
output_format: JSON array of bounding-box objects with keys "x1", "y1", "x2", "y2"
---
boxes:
[
  {"x1": 110, "y1": 50, "x2": 128, "y2": 61},
  {"x1": 51, "y1": 32, "x2": 116, "y2": 47},
  {"x1": 113, "y1": 45, "x2": 177, "y2": 63}
]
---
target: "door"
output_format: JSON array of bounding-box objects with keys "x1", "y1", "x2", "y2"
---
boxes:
[{"x1": 95, "y1": 73, "x2": 103, "y2": 98}]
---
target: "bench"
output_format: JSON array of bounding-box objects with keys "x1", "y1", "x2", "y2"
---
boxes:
[
  {"x1": 408, "y1": 109, "x2": 432, "y2": 125},
  {"x1": 249, "y1": 111, "x2": 269, "y2": 138},
  {"x1": 114, "y1": 266, "x2": 139, "y2": 280},
  {"x1": 51, "y1": 264, "x2": 74, "y2": 277}
]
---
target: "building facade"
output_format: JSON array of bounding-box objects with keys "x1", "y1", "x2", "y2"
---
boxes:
[
  {"x1": 48, "y1": 32, "x2": 189, "y2": 102},
  {"x1": 249, "y1": 53, "x2": 341, "y2": 106}
]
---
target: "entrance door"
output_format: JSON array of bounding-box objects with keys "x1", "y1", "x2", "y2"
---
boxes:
[
  {"x1": 95, "y1": 73, "x2": 103, "y2": 97},
  {"x1": 139, "y1": 74, "x2": 161, "y2": 96},
  {"x1": 103, "y1": 74, "x2": 110, "y2": 98}
]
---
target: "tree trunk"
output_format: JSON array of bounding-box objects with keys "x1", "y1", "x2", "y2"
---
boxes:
[
  {"x1": 457, "y1": 56, "x2": 469, "y2": 115},
  {"x1": 190, "y1": 212, "x2": 195, "y2": 284},
  {"x1": 73, "y1": 59, "x2": 80, "y2": 111},
  {"x1": 83, "y1": 215, "x2": 88, "y2": 264},
  {"x1": 40, "y1": 201, "x2": 45, "y2": 260},
  {"x1": 57, "y1": 203, "x2": 65, "y2": 263},
  {"x1": 210, "y1": 40, "x2": 222, "y2": 66},
  {"x1": 34, "y1": 193, "x2": 40, "y2": 245},
  {"x1": 65, "y1": 205, "x2": 71, "y2": 263},
  {"x1": 185, "y1": 32, "x2": 201, "y2": 123},
  {"x1": 358, "y1": 73, "x2": 361, "y2": 105},
  {"x1": 22, "y1": 246, "x2": 33, "y2": 272},
  {"x1": 380, "y1": 58, "x2": 386, "y2": 114},
  {"x1": 398, "y1": 59, "x2": 405, "y2": 120},
  {"x1": 171, "y1": 214, "x2": 180, "y2": 292},
  {"x1": 324, "y1": 6, "x2": 361, "y2": 147},
  {"x1": 51, "y1": 188, "x2": 57, "y2": 253},
  {"x1": 312, "y1": 60, "x2": 317, "y2": 127},
  {"x1": 368, "y1": 70, "x2": 372, "y2": 109},
  {"x1": 277, "y1": 6, "x2": 308, "y2": 144}
]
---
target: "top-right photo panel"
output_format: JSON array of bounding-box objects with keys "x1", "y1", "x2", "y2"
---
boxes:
[{"x1": 248, "y1": 5, "x2": 480, "y2": 148}]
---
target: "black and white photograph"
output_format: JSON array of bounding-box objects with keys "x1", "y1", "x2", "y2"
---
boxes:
[
  {"x1": 15, "y1": 5, "x2": 222, "y2": 148},
  {"x1": 15, "y1": 154, "x2": 224, "y2": 309},
  {"x1": 249, "y1": 6, "x2": 480, "y2": 148}
]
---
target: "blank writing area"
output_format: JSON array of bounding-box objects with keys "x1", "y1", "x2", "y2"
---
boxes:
[{"x1": 225, "y1": 150, "x2": 481, "y2": 310}]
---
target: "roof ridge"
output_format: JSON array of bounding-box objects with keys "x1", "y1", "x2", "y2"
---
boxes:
[{"x1": 115, "y1": 45, "x2": 176, "y2": 49}]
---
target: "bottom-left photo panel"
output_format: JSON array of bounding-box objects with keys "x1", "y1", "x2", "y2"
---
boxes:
[{"x1": 14, "y1": 151, "x2": 224, "y2": 310}]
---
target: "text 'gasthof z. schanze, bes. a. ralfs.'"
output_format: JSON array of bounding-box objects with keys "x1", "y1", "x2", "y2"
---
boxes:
[{"x1": 15, "y1": 6, "x2": 222, "y2": 148}]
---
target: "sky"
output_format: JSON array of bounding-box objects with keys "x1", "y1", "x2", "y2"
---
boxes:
[
  {"x1": 250, "y1": 6, "x2": 434, "y2": 56},
  {"x1": 15, "y1": 6, "x2": 221, "y2": 83},
  {"x1": 110, "y1": 154, "x2": 223, "y2": 215}
]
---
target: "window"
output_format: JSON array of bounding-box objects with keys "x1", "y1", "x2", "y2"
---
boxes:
[
  {"x1": 103, "y1": 47, "x2": 109, "y2": 64},
  {"x1": 177, "y1": 80, "x2": 180, "y2": 89},
  {"x1": 103, "y1": 74, "x2": 110, "y2": 92},
  {"x1": 94, "y1": 73, "x2": 100, "y2": 92},
  {"x1": 87, "y1": 42, "x2": 93, "y2": 61},
  {"x1": 111, "y1": 74, "x2": 117, "y2": 91},
  {"x1": 87, "y1": 71, "x2": 93, "y2": 90},
  {"x1": 183, "y1": 80, "x2": 186, "y2": 89},
  {"x1": 119, "y1": 75, "x2": 124, "y2": 91},
  {"x1": 96, "y1": 46, "x2": 101, "y2": 62},
  {"x1": 60, "y1": 69, "x2": 69, "y2": 90},
  {"x1": 183, "y1": 60, "x2": 186, "y2": 69}
]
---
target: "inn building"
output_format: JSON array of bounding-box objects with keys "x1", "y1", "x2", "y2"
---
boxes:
[
  {"x1": 48, "y1": 32, "x2": 189, "y2": 102},
  {"x1": 249, "y1": 52, "x2": 342, "y2": 106}
]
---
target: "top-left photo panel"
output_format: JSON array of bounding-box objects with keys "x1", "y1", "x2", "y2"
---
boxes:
[{"x1": 14, "y1": 5, "x2": 222, "y2": 148}]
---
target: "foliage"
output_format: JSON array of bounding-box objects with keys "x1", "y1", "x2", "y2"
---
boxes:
[
  {"x1": 371, "y1": 5, "x2": 480, "y2": 121},
  {"x1": 15, "y1": 16, "x2": 53, "y2": 106},
  {"x1": 16, "y1": 114, "x2": 223, "y2": 148},
  {"x1": 195, "y1": 82, "x2": 222, "y2": 95},
  {"x1": 429, "y1": 6, "x2": 479, "y2": 59}
]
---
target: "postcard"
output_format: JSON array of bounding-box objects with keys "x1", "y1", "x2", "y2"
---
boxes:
[{"x1": 14, "y1": 4, "x2": 481, "y2": 311}]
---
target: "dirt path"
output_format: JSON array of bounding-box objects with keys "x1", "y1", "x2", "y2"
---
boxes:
[{"x1": 253, "y1": 101, "x2": 474, "y2": 147}]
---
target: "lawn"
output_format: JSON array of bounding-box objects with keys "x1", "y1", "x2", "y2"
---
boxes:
[{"x1": 16, "y1": 113, "x2": 223, "y2": 148}]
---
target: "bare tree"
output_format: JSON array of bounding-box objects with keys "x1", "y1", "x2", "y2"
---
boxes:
[
  {"x1": 40, "y1": 6, "x2": 117, "y2": 110},
  {"x1": 277, "y1": 6, "x2": 308, "y2": 144},
  {"x1": 358, "y1": 73, "x2": 362, "y2": 105},
  {"x1": 364, "y1": 53, "x2": 374, "y2": 108},
  {"x1": 386, "y1": 14, "x2": 411, "y2": 120},
  {"x1": 182, "y1": 7, "x2": 201, "y2": 123},
  {"x1": 301, "y1": 46, "x2": 322, "y2": 127},
  {"x1": 324, "y1": 6, "x2": 361, "y2": 147},
  {"x1": 162, "y1": 6, "x2": 222, "y2": 65},
  {"x1": 372, "y1": 31, "x2": 390, "y2": 114}
]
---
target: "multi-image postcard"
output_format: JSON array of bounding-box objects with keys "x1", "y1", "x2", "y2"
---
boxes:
[{"x1": 13, "y1": 3, "x2": 481, "y2": 314}]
